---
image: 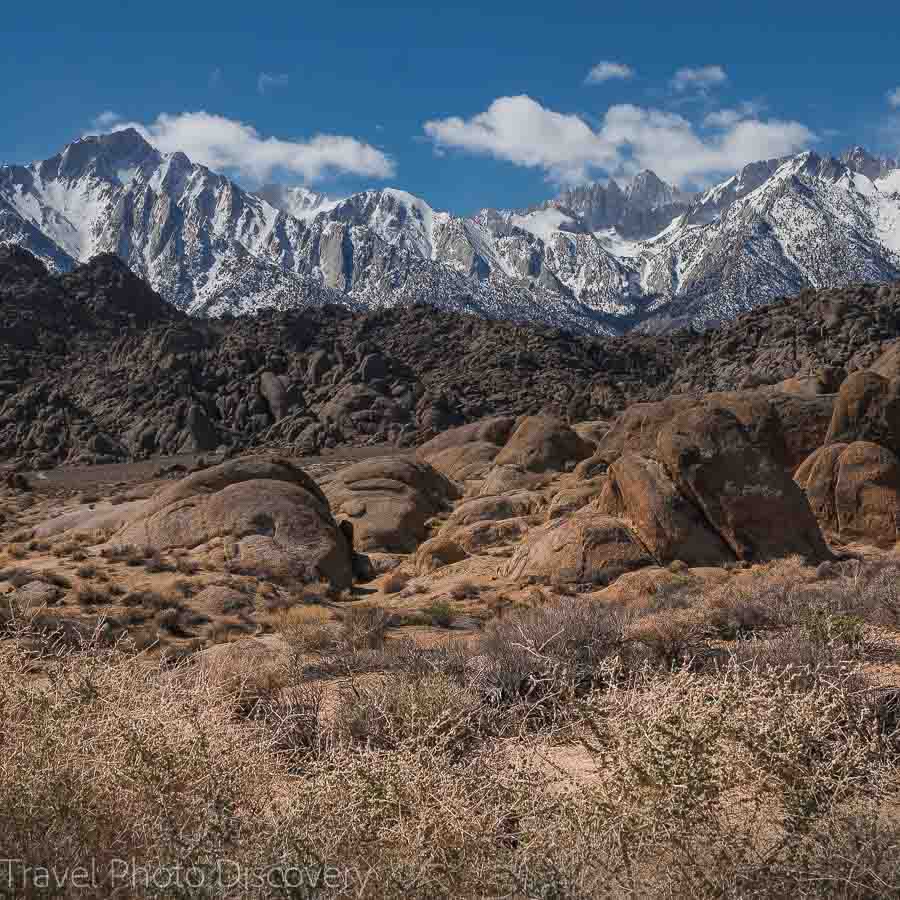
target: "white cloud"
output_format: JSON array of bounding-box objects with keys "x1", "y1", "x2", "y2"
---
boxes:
[
  {"x1": 92, "y1": 110, "x2": 121, "y2": 129},
  {"x1": 888, "y1": 87, "x2": 900, "y2": 109},
  {"x1": 704, "y1": 101, "x2": 766, "y2": 128},
  {"x1": 257, "y1": 72, "x2": 289, "y2": 94},
  {"x1": 423, "y1": 94, "x2": 815, "y2": 187},
  {"x1": 92, "y1": 111, "x2": 395, "y2": 183},
  {"x1": 585, "y1": 61, "x2": 634, "y2": 85},
  {"x1": 671, "y1": 65, "x2": 728, "y2": 93}
]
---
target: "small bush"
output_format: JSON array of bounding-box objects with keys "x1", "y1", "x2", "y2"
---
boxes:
[
  {"x1": 341, "y1": 604, "x2": 390, "y2": 651},
  {"x1": 175, "y1": 557, "x2": 200, "y2": 576},
  {"x1": 43, "y1": 571, "x2": 73, "y2": 589},
  {"x1": 77, "y1": 587, "x2": 111, "y2": 607},
  {"x1": 77, "y1": 564, "x2": 98, "y2": 579},
  {"x1": 143, "y1": 552, "x2": 173, "y2": 574},
  {"x1": 422, "y1": 600, "x2": 455, "y2": 628},
  {"x1": 450, "y1": 580, "x2": 480, "y2": 601}
]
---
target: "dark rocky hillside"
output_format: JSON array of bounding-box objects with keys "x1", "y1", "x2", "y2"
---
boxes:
[{"x1": 1, "y1": 245, "x2": 900, "y2": 469}]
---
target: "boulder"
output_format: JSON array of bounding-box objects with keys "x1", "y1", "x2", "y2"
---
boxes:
[
  {"x1": 34, "y1": 499, "x2": 149, "y2": 540},
  {"x1": 826, "y1": 371, "x2": 900, "y2": 452},
  {"x1": 595, "y1": 454, "x2": 733, "y2": 566},
  {"x1": 493, "y1": 416, "x2": 593, "y2": 473},
  {"x1": 546, "y1": 477, "x2": 608, "y2": 520},
  {"x1": 766, "y1": 392, "x2": 836, "y2": 470},
  {"x1": 595, "y1": 397, "x2": 696, "y2": 463},
  {"x1": 259, "y1": 371, "x2": 288, "y2": 421},
  {"x1": 595, "y1": 391, "x2": 792, "y2": 469},
  {"x1": 478, "y1": 465, "x2": 550, "y2": 496},
  {"x1": 794, "y1": 443, "x2": 848, "y2": 531},
  {"x1": 415, "y1": 533, "x2": 469, "y2": 575},
  {"x1": 444, "y1": 491, "x2": 546, "y2": 529},
  {"x1": 870, "y1": 342, "x2": 900, "y2": 380},
  {"x1": 422, "y1": 441, "x2": 504, "y2": 482},
  {"x1": 322, "y1": 458, "x2": 459, "y2": 553},
  {"x1": 796, "y1": 441, "x2": 900, "y2": 547},
  {"x1": 416, "y1": 415, "x2": 518, "y2": 458},
  {"x1": 112, "y1": 456, "x2": 353, "y2": 586},
  {"x1": 657, "y1": 407, "x2": 830, "y2": 563},
  {"x1": 501, "y1": 510, "x2": 652, "y2": 585}
]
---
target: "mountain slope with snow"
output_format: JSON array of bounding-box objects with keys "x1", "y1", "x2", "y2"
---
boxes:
[{"x1": 2, "y1": 130, "x2": 900, "y2": 335}]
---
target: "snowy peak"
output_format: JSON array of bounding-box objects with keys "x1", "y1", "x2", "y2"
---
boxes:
[
  {"x1": 254, "y1": 184, "x2": 341, "y2": 221},
  {"x1": 625, "y1": 170, "x2": 688, "y2": 210},
  {"x1": 2, "y1": 133, "x2": 900, "y2": 336},
  {"x1": 841, "y1": 146, "x2": 900, "y2": 181}
]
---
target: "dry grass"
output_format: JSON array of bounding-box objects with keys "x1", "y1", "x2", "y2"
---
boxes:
[{"x1": 2, "y1": 555, "x2": 900, "y2": 896}]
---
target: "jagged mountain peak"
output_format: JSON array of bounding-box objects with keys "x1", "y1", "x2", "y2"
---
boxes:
[{"x1": 2, "y1": 137, "x2": 900, "y2": 336}]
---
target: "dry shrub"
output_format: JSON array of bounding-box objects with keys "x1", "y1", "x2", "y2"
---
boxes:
[
  {"x1": 0, "y1": 633, "x2": 898, "y2": 897},
  {"x1": 275, "y1": 605, "x2": 337, "y2": 653},
  {"x1": 340, "y1": 604, "x2": 390, "y2": 651}
]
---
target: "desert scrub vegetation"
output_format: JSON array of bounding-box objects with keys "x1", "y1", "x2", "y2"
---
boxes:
[
  {"x1": 2, "y1": 625, "x2": 900, "y2": 897},
  {"x1": 4, "y1": 559, "x2": 900, "y2": 896}
]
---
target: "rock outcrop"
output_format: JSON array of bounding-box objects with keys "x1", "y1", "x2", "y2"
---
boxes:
[
  {"x1": 322, "y1": 458, "x2": 459, "y2": 554},
  {"x1": 796, "y1": 441, "x2": 900, "y2": 547},
  {"x1": 112, "y1": 456, "x2": 354, "y2": 585}
]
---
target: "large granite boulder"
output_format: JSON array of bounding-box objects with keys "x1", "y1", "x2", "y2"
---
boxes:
[
  {"x1": 595, "y1": 453, "x2": 733, "y2": 566},
  {"x1": 825, "y1": 371, "x2": 900, "y2": 453},
  {"x1": 322, "y1": 458, "x2": 459, "y2": 553},
  {"x1": 657, "y1": 407, "x2": 830, "y2": 563},
  {"x1": 112, "y1": 456, "x2": 353, "y2": 586},
  {"x1": 796, "y1": 441, "x2": 900, "y2": 548},
  {"x1": 501, "y1": 510, "x2": 652, "y2": 585},
  {"x1": 493, "y1": 416, "x2": 593, "y2": 473}
]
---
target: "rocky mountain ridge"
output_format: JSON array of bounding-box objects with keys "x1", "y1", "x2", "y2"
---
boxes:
[
  {"x1": 1, "y1": 244, "x2": 900, "y2": 470},
  {"x1": 2, "y1": 132, "x2": 899, "y2": 334}
]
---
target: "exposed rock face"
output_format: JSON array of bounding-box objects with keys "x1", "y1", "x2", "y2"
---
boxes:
[
  {"x1": 4, "y1": 243, "x2": 900, "y2": 472},
  {"x1": 826, "y1": 371, "x2": 900, "y2": 453},
  {"x1": 443, "y1": 491, "x2": 546, "y2": 529},
  {"x1": 796, "y1": 441, "x2": 900, "y2": 547},
  {"x1": 417, "y1": 416, "x2": 518, "y2": 482},
  {"x1": 322, "y1": 458, "x2": 459, "y2": 553},
  {"x1": 657, "y1": 407, "x2": 830, "y2": 562},
  {"x1": 501, "y1": 510, "x2": 652, "y2": 584},
  {"x1": 493, "y1": 416, "x2": 594, "y2": 473},
  {"x1": 113, "y1": 456, "x2": 354, "y2": 585},
  {"x1": 595, "y1": 454, "x2": 733, "y2": 566}
]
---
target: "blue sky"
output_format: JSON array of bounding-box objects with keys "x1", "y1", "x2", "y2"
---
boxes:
[{"x1": 2, "y1": 0, "x2": 899, "y2": 214}]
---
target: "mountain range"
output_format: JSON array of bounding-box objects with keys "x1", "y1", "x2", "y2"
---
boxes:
[{"x1": 1, "y1": 129, "x2": 899, "y2": 335}]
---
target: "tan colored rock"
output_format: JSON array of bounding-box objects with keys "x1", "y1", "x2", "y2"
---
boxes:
[
  {"x1": 870, "y1": 342, "x2": 900, "y2": 380},
  {"x1": 547, "y1": 477, "x2": 608, "y2": 520},
  {"x1": 35, "y1": 499, "x2": 148, "y2": 540},
  {"x1": 416, "y1": 415, "x2": 518, "y2": 458},
  {"x1": 826, "y1": 370, "x2": 900, "y2": 451},
  {"x1": 415, "y1": 533, "x2": 469, "y2": 575},
  {"x1": 501, "y1": 510, "x2": 652, "y2": 585},
  {"x1": 798, "y1": 441, "x2": 900, "y2": 548},
  {"x1": 572, "y1": 420, "x2": 612, "y2": 446},
  {"x1": 766, "y1": 392, "x2": 836, "y2": 470},
  {"x1": 444, "y1": 491, "x2": 546, "y2": 529},
  {"x1": 112, "y1": 456, "x2": 353, "y2": 586},
  {"x1": 657, "y1": 407, "x2": 830, "y2": 563},
  {"x1": 596, "y1": 453, "x2": 733, "y2": 566},
  {"x1": 493, "y1": 416, "x2": 594, "y2": 473},
  {"x1": 323, "y1": 458, "x2": 459, "y2": 553},
  {"x1": 479, "y1": 465, "x2": 550, "y2": 496},
  {"x1": 423, "y1": 441, "x2": 502, "y2": 482},
  {"x1": 794, "y1": 443, "x2": 848, "y2": 531}
]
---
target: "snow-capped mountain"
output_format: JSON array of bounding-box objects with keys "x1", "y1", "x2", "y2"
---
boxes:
[{"x1": 2, "y1": 129, "x2": 900, "y2": 335}]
